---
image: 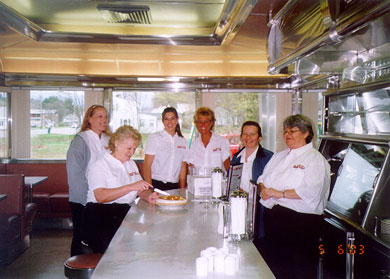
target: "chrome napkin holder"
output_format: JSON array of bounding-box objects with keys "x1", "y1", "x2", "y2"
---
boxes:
[{"x1": 221, "y1": 185, "x2": 257, "y2": 242}]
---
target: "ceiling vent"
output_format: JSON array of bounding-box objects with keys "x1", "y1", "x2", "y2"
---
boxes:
[{"x1": 97, "y1": 5, "x2": 152, "y2": 24}]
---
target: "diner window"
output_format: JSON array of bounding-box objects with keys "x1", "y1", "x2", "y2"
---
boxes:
[
  {"x1": 0, "y1": 92, "x2": 9, "y2": 158},
  {"x1": 110, "y1": 91, "x2": 196, "y2": 159},
  {"x1": 214, "y1": 91, "x2": 259, "y2": 135},
  {"x1": 201, "y1": 91, "x2": 260, "y2": 155},
  {"x1": 30, "y1": 90, "x2": 84, "y2": 159}
]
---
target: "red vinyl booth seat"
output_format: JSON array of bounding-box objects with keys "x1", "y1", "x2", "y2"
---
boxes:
[
  {"x1": 6, "y1": 163, "x2": 71, "y2": 219},
  {"x1": 0, "y1": 174, "x2": 37, "y2": 265}
]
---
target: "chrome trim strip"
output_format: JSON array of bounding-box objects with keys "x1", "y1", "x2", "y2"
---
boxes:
[
  {"x1": 324, "y1": 209, "x2": 390, "y2": 249},
  {"x1": 0, "y1": 2, "x2": 43, "y2": 41},
  {"x1": 0, "y1": 0, "x2": 257, "y2": 46},
  {"x1": 362, "y1": 148, "x2": 390, "y2": 228},
  {"x1": 323, "y1": 80, "x2": 390, "y2": 96},
  {"x1": 290, "y1": 74, "x2": 334, "y2": 89},
  {"x1": 268, "y1": 32, "x2": 330, "y2": 74},
  {"x1": 3, "y1": 73, "x2": 290, "y2": 90},
  {"x1": 39, "y1": 33, "x2": 220, "y2": 46},
  {"x1": 320, "y1": 135, "x2": 390, "y2": 145}
]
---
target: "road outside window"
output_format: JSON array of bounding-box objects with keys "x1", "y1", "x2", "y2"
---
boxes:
[{"x1": 30, "y1": 90, "x2": 84, "y2": 159}]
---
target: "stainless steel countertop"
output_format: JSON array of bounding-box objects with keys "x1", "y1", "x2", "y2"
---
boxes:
[{"x1": 92, "y1": 189, "x2": 275, "y2": 279}]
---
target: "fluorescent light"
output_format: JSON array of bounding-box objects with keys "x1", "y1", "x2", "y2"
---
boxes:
[
  {"x1": 5, "y1": 57, "x2": 82, "y2": 61},
  {"x1": 137, "y1": 77, "x2": 165, "y2": 82},
  {"x1": 137, "y1": 77, "x2": 181, "y2": 82},
  {"x1": 167, "y1": 77, "x2": 180, "y2": 82},
  {"x1": 229, "y1": 60, "x2": 268, "y2": 63},
  {"x1": 169, "y1": 60, "x2": 223, "y2": 64}
]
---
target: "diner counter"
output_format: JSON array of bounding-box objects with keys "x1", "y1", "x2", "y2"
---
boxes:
[{"x1": 92, "y1": 189, "x2": 274, "y2": 279}]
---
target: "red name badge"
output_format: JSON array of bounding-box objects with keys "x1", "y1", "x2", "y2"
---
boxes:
[{"x1": 293, "y1": 164, "x2": 305, "y2": 170}]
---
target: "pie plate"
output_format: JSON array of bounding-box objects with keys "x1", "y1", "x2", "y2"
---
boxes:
[
  {"x1": 156, "y1": 203, "x2": 188, "y2": 211},
  {"x1": 156, "y1": 196, "x2": 188, "y2": 210}
]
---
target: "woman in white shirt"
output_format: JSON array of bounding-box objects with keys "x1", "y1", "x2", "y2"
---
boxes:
[
  {"x1": 188, "y1": 107, "x2": 231, "y2": 173},
  {"x1": 85, "y1": 125, "x2": 158, "y2": 253},
  {"x1": 144, "y1": 107, "x2": 188, "y2": 190},
  {"x1": 66, "y1": 104, "x2": 110, "y2": 256},
  {"x1": 257, "y1": 114, "x2": 330, "y2": 278}
]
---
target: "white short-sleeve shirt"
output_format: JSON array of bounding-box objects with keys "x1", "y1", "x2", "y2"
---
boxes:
[
  {"x1": 238, "y1": 146, "x2": 258, "y2": 192},
  {"x1": 87, "y1": 152, "x2": 142, "y2": 204},
  {"x1": 79, "y1": 129, "x2": 109, "y2": 174},
  {"x1": 144, "y1": 130, "x2": 188, "y2": 183},
  {"x1": 257, "y1": 142, "x2": 330, "y2": 215},
  {"x1": 188, "y1": 132, "x2": 231, "y2": 170}
]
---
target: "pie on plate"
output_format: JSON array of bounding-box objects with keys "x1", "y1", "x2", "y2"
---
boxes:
[{"x1": 156, "y1": 195, "x2": 188, "y2": 206}]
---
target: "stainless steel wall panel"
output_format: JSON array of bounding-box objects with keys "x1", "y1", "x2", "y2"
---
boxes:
[{"x1": 268, "y1": 0, "x2": 390, "y2": 75}]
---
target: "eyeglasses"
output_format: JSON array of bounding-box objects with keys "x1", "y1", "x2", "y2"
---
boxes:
[{"x1": 283, "y1": 128, "x2": 301, "y2": 135}]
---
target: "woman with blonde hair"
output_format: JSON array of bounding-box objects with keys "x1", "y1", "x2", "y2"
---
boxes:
[
  {"x1": 188, "y1": 107, "x2": 231, "y2": 172},
  {"x1": 66, "y1": 104, "x2": 110, "y2": 256},
  {"x1": 84, "y1": 125, "x2": 158, "y2": 253}
]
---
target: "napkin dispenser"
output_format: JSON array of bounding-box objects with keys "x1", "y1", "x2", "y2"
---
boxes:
[
  {"x1": 187, "y1": 175, "x2": 212, "y2": 198},
  {"x1": 223, "y1": 186, "x2": 257, "y2": 242},
  {"x1": 229, "y1": 190, "x2": 247, "y2": 242}
]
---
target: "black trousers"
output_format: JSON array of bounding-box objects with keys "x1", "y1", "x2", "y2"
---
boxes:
[
  {"x1": 84, "y1": 202, "x2": 130, "y2": 254},
  {"x1": 70, "y1": 202, "x2": 85, "y2": 256},
  {"x1": 262, "y1": 205, "x2": 323, "y2": 279},
  {"x1": 152, "y1": 179, "x2": 179, "y2": 191}
]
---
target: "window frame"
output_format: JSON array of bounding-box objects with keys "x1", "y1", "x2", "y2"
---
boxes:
[
  {"x1": 0, "y1": 90, "x2": 11, "y2": 159},
  {"x1": 5, "y1": 86, "x2": 324, "y2": 160}
]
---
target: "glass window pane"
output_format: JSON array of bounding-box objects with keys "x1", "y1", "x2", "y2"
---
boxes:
[
  {"x1": 111, "y1": 91, "x2": 196, "y2": 159},
  {"x1": 30, "y1": 90, "x2": 84, "y2": 159},
  {"x1": 213, "y1": 92, "x2": 260, "y2": 155},
  {"x1": 0, "y1": 92, "x2": 9, "y2": 158},
  {"x1": 328, "y1": 143, "x2": 388, "y2": 225}
]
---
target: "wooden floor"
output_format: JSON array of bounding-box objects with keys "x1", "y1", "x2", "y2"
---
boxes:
[{"x1": 0, "y1": 220, "x2": 72, "y2": 279}]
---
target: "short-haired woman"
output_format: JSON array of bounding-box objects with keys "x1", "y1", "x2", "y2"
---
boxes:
[
  {"x1": 230, "y1": 121, "x2": 273, "y2": 239},
  {"x1": 188, "y1": 107, "x2": 231, "y2": 172},
  {"x1": 66, "y1": 104, "x2": 110, "y2": 256},
  {"x1": 257, "y1": 114, "x2": 330, "y2": 278},
  {"x1": 143, "y1": 107, "x2": 188, "y2": 190},
  {"x1": 84, "y1": 125, "x2": 158, "y2": 253}
]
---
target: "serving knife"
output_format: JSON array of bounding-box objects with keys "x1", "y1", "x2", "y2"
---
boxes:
[{"x1": 154, "y1": 188, "x2": 170, "y2": 196}]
